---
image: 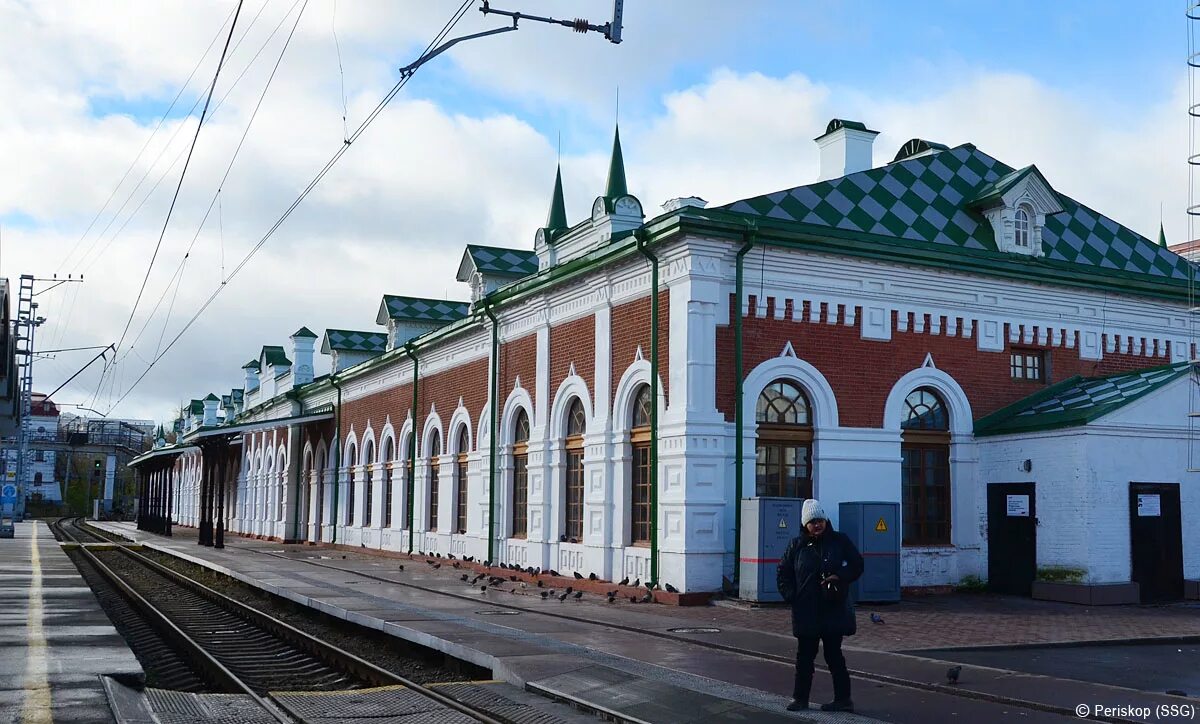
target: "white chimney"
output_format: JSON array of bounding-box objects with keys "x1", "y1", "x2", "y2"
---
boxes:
[
  {"x1": 290, "y1": 327, "x2": 317, "y2": 386},
  {"x1": 202, "y1": 394, "x2": 220, "y2": 427},
  {"x1": 815, "y1": 119, "x2": 879, "y2": 181},
  {"x1": 661, "y1": 196, "x2": 708, "y2": 213}
]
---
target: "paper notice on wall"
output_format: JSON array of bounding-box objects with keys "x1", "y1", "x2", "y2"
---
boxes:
[
  {"x1": 1006, "y1": 495, "x2": 1030, "y2": 517},
  {"x1": 1137, "y1": 494, "x2": 1161, "y2": 517}
]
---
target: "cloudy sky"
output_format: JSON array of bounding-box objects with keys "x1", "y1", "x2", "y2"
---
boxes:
[{"x1": 0, "y1": 1, "x2": 1188, "y2": 423}]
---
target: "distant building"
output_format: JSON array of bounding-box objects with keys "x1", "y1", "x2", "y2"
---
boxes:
[{"x1": 1168, "y1": 238, "x2": 1200, "y2": 263}]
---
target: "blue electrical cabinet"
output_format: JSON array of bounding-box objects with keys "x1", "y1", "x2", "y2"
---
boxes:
[
  {"x1": 839, "y1": 501, "x2": 900, "y2": 603},
  {"x1": 739, "y1": 497, "x2": 803, "y2": 602}
]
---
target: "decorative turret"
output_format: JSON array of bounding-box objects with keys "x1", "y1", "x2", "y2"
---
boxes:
[
  {"x1": 290, "y1": 326, "x2": 317, "y2": 385},
  {"x1": 546, "y1": 165, "x2": 568, "y2": 233},
  {"x1": 604, "y1": 125, "x2": 628, "y2": 201},
  {"x1": 589, "y1": 124, "x2": 643, "y2": 236}
]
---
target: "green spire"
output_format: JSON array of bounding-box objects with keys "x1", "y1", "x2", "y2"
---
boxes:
[
  {"x1": 604, "y1": 125, "x2": 628, "y2": 200},
  {"x1": 546, "y1": 164, "x2": 567, "y2": 231},
  {"x1": 1158, "y1": 221, "x2": 1168, "y2": 248}
]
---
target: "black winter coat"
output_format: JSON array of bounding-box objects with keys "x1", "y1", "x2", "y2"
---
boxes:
[{"x1": 776, "y1": 529, "x2": 864, "y2": 638}]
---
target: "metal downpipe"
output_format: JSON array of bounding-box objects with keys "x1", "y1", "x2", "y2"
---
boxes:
[
  {"x1": 402, "y1": 344, "x2": 419, "y2": 554},
  {"x1": 733, "y1": 228, "x2": 757, "y2": 587},
  {"x1": 330, "y1": 378, "x2": 342, "y2": 546},
  {"x1": 483, "y1": 304, "x2": 500, "y2": 564},
  {"x1": 636, "y1": 230, "x2": 660, "y2": 586}
]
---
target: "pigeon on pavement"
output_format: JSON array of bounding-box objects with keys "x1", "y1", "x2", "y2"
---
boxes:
[
  {"x1": 946, "y1": 666, "x2": 961, "y2": 685},
  {"x1": 665, "y1": 583, "x2": 679, "y2": 593},
  {"x1": 870, "y1": 613, "x2": 885, "y2": 624},
  {"x1": 619, "y1": 577, "x2": 630, "y2": 586}
]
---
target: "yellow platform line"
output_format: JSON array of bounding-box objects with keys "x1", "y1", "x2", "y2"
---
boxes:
[{"x1": 21, "y1": 524, "x2": 51, "y2": 724}]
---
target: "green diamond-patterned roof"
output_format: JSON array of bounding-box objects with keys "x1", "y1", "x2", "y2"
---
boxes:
[
  {"x1": 723, "y1": 144, "x2": 1194, "y2": 281},
  {"x1": 466, "y1": 245, "x2": 538, "y2": 277},
  {"x1": 975, "y1": 362, "x2": 1192, "y2": 436},
  {"x1": 325, "y1": 329, "x2": 387, "y2": 353},
  {"x1": 381, "y1": 295, "x2": 469, "y2": 323}
]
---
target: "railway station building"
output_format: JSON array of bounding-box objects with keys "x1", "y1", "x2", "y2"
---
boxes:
[{"x1": 130, "y1": 120, "x2": 1200, "y2": 601}]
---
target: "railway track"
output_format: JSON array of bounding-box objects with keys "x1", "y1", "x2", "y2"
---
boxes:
[
  {"x1": 56, "y1": 520, "x2": 507, "y2": 723},
  {"x1": 51, "y1": 516, "x2": 117, "y2": 543}
]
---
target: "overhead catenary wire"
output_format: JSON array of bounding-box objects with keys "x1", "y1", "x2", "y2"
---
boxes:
[
  {"x1": 78, "y1": 0, "x2": 307, "y2": 406},
  {"x1": 106, "y1": 0, "x2": 476, "y2": 415},
  {"x1": 114, "y1": 0, "x2": 247, "y2": 355},
  {"x1": 106, "y1": 0, "x2": 308, "y2": 366}
]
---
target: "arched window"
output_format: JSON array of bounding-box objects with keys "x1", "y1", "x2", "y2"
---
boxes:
[
  {"x1": 901, "y1": 387, "x2": 951, "y2": 545},
  {"x1": 755, "y1": 379, "x2": 813, "y2": 498},
  {"x1": 382, "y1": 438, "x2": 394, "y2": 528},
  {"x1": 428, "y1": 429, "x2": 441, "y2": 531},
  {"x1": 1014, "y1": 206, "x2": 1031, "y2": 248},
  {"x1": 455, "y1": 426, "x2": 469, "y2": 534},
  {"x1": 363, "y1": 440, "x2": 375, "y2": 528},
  {"x1": 630, "y1": 384, "x2": 652, "y2": 545},
  {"x1": 403, "y1": 433, "x2": 414, "y2": 530},
  {"x1": 564, "y1": 398, "x2": 586, "y2": 542},
  {"x1": 315, "y1": 448, "x2": 326, "y2": 530},
  {"x1": 277, "y1": 449, "x2": 286, "y2": 521},
  {"x1": 346, "y1": 442, "x2": 357, "y2": 526},
  {"x1": 511, "y1": 409, "x2": 530, "y2": 538}
]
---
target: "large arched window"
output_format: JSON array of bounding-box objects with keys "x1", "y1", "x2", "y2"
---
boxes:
[
  {"x1": 455, "y1": 426, "x2": 469, "y2": 534},
  {"x1": 382, "y1": 438, "x2": 394, "y2": 528},
  {"x1": 629, "y1": 384, "x2": 652, "y2": 545},
  {"x1": 277, "y1": 449, "x2": 287, "y2": 521},
  {"x1": 362, "y1": 440, "x2": 375, "y2": 528},
  {"x1": 346, "y1": 442, "x2": 357, "y2": 526},
  {"x1": 403, "y1": 433, "x2": 414, "y2": 530},
  {"x1": 315, "y1": 448, "x2": 326, "y2": 529},
  {"x1": 428, "y1": 429, "x2": 441, "y2": 531},
  {"x1": 901, "y1": 387, "x2": 951, "y2": 545},
  {"x1": 1014, "y1": 206, "x2": 1031, "y2": 248},
  {"x1": 511, "y1": 409, "x2": 530, "y2": 538},
  {"x1": 755, "y1": 379, "x2": 813, "y2": 498},
  {"x1": 564, "y1": 398, "x2": 586, "y2": 542}
]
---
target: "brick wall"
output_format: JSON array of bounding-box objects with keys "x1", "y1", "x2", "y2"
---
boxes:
[
  {"x1": 418, "y1": 357, "x2": 490, "y2": 448},
  {"x1": 342, "y1": 382, "x2": 412, "y2": 447},
  {"x1": 716, "y1": 296, "x2": 1160, "y2": 427},
  {"x1": 550, "y1": 314, "x2": 596, "y2": 399},
  {"x1": 500, "y1": 333, "x2": 537, "y2": 409},
  {"x1": 610, "y1": 290, "x2": 671, "y2": 400}
]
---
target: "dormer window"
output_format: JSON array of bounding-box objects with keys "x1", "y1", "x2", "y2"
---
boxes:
[{"x1": 1014, "y1": 206, "x2": 1031, "y2": 248}]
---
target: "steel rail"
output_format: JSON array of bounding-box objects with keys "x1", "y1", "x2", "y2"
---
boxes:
[{"x1": 101, "y1": 543, "x2": 506, "y2": 724}]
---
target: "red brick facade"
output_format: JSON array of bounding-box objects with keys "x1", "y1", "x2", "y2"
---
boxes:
[
  {"x1": 716, "y1": 296, "x2": 1163, "y2": 427},
  {"x1": 499, "y1": 333, "x2": 537, "y2": 410},
  {"x1": 550, "y1": 314, "x2": 596, "y2": 400},
  {"x1": 610, "y1": 290, "x2": 671, "y2": 401}
]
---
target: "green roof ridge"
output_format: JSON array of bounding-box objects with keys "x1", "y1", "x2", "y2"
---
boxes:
[
  {"x1": 604, "y1": 125, "x2": 628, "y2": 200},
  {"x1": 204, "y1": 393, "x2": 220, "y2": 402},
  {"x1": 292, "y1": 326, "x2": 318, "y2": 339},
  {"x1": 546, "y1": 164, "x2": 568, "y2": 230}
]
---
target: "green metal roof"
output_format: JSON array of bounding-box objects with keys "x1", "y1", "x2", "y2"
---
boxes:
[
  {"x1": 546, "y1": 165, "x2": 568, "y2": 231},
  {"x1": 605, "y1": 125, "x2": 628, "y2": 199},
  {"x1": 818, "y1": 119, "x2": 878, "y2": 138},
  {"x1": 204, "y1": 393, "x2": 220, "y2": 402},
  {"x1": 291, "y1": 326, "x2": 318, "y2": 339},
  {"x1": 260, "y1": 345, "x2": 291, "y2": 367},
  {"x1": 723, "y1": 144, "x2": 1195, "y2": 282},
  {"x1": 893, "y1": 138, "x2": 950, "y2": 162},
  {"x1": 966, "y1": 165, "x2": 1058, "y2": 209},
  {"x1": 465, "y1": 245, "x2": 538, "y2": 277},
  {"x1": 974, "y1": 362, "x2": 1192, "y2": 436},
  {"x1": 323, "y1": 329, "x2": 387, "y2": 353},
  {"x1": 379, "y1": 295, "x2": 469, "y2": 323},
  {"x1": 242, "y1": 359, "x2": 260, "y2": 370},
  {"x1": 187, "y1": 399, "x2": 204, "y2": 415}
]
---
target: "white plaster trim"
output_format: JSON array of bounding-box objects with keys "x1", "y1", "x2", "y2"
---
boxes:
[
  {"x1": 421, "y1": 410, "x2": 445, "y2": 459},
  {"x1": 742, "y1": 355, "x2": 840, "y2": 428},
  {"x1": 549, "y1": 374, "x2": 594, "y2": 439},
  {"x1": 882, "y1": 367, "x2": 973, "y2": 434},
  {"x1": 500, "y1": 386, "x2": 535, "y2": 446},
  {"x1": 447, "y1": 404, "x2": 473, "y2": 454}
]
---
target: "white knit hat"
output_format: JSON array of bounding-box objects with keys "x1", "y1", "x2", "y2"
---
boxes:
[{"x1": 801, "y1": 499, "x2": 826, "y2": 526}]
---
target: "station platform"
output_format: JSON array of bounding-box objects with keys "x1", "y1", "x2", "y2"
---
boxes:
[
  {"x1": 0, "y1": 520, "x2": 142, "y2": 724},
  {"x1": 95, "y1": 521, "x2": 1194, "y2": 724}
]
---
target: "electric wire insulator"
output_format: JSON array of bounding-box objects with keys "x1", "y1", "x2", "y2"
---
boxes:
[{"x1": 572, "y1": 18, "x2": 588, "y2": 33}]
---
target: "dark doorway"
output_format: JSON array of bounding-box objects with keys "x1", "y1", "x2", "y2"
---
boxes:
[
  {"x1": 987, "y1": 482, "x2": 1037, "y2": 595},
  {"x1": 1129, "y1": 483, "x2": 1183, "y2": 602}
]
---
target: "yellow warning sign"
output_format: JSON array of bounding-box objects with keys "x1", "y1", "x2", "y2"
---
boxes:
[{"x1": 874, "y1": 517, "x2": 888, "y2": 532}]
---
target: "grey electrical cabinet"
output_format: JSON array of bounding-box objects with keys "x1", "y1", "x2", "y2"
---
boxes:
[
  {"x1": 739, "y1": 497, "x2": 803, "y2": 602},
  {"x1": 839, "y1": 501, "x2": 900, "y2": 603}
]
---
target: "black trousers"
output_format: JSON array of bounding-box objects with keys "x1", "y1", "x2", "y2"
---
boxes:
[{"x1": 793, "y1": 634, "x2": 851, "y2": 703}]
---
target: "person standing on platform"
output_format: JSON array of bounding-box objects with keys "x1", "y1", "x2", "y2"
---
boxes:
[{"x1": 777, "y1": 498, "x2": 864, "y2": 712}]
